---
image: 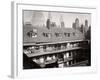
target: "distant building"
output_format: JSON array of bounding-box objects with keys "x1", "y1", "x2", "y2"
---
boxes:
[
  {"x1": 72, "y1": 18, "x2": 80, "y2": 30},
  {"x1": 61, "y1": 21, "x2": 65, "y2": 28},
  {"x1": 46, "y1": 19, "x2": 51, "y2": 29},
  {"x1": 84, "y1": 20, "x2": 89, "y2": 33},
  {"x1": 72, "y1": 19, "x2": 90, "y2": 38},
  {"x1": 75, "y1": 18, "x2": 79, "y2": 29},
  {"x1": 72, "y1": 22, "x2": 76, "y2": 29},
  {"x1": 85, "y1": 25, "x2": 91, "y2": 40},
  {"x1": 85, "y1": 20, "x2": 88, "y2": 27},
  {"x1": 24, "y1": 22, "x2": 32, "y2": 25},
  {"x1": 31, "y1": 11, "x2": 45, "y2": 26},
  {"x1": 80, "y1": 24, "x2": 84, "y2": 33},
  {"x1": 51, "y1": 22, "x2": 57, "y2": 28},
  {"x1": 60, "y1": 15, "x2": 65, "y2": 28},
  {"x1": 46, "y1": 12, "x2": 52, "y2": 29}
]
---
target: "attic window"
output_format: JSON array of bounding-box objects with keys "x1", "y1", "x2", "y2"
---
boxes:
[
  {"x1": 43, "y1": 33, "x2": 47, "y2": 37},
  {"x1": 55, "y1": 33, "x2": 62, "y2": 37},
  {"x1": 73, "y1": 32, "x2": 75, "y2": 36},
  {"x1": 64, "y1": 33, "x2": 67, "y2": 37},
  {"x1": 27, "y1": 29, "x2": 37, "y2": 38},
  {"x1": 64, "y1": 33, "x2": 70, "y2": 37},
  {"x1": 68, "y1": 33, "x2": 70, "y2": 37},
  {"x1": 27, "y1": 31, "x2": 37, "y2": 38},
  {"x1": 43, "y1": 33, "x2": 52, "y2": 38}
]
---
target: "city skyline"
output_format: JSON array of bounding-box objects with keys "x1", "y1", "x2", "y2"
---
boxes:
[{"x1": 23, "y1": 10, "x2": 91, "y2": 28}]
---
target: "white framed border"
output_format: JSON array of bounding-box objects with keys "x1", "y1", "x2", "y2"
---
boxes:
[{"x1": 11, "y1": 1, "x2": 97, "y2": 78}]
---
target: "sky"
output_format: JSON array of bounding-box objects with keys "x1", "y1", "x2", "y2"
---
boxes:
[{"x1": 23, "y1": 10, "x2": 91, "y2": 28}]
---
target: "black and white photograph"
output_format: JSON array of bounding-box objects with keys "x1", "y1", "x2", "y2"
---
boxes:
[
  {"x1": 11, "y1": 2, "x2": 97, "y2": 78},
  {"x1": 23, "y1": 10, "x2": 91, "y2": 69}
]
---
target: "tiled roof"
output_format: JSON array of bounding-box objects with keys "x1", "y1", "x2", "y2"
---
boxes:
[{"x1": 23, "y1": 24, "x2": 84, "y2": 44}]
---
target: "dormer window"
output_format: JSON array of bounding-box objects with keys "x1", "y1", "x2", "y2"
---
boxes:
[
  {"x1": 64, "y1": 33, "x2": 67, "y2": 37},
  {"x1": 55, "y1": 33, "x2": 62, "y2": 38},
  {"x1": 73, "y1": 32, "x2": 75, "y2": 36},
  {"x1": 64, "y1": 33, "x2": 70, "y2": 37},
  {"x1": 43, "y1": 33, "x2": 52, "y2": 38},
  {"x1": 68, "y1": 33, "x2": 70, "y2": 37},
  {"x1": 27, "y1": 29, "x2": 37, "y2": 38}
]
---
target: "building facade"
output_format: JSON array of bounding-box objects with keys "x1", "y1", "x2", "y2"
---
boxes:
[{"x1": 23, "y1": 18, "x2": 90, "y2": 69}]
